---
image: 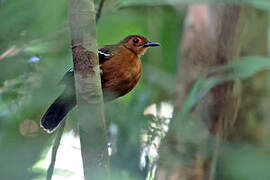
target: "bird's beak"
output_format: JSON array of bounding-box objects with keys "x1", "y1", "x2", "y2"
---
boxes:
[{"x1": 143, "y1": 41, "x2": 160, "y2": 47}]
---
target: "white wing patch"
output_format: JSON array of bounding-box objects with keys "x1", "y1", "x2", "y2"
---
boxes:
[{"x1": 98, "y1": 50, "x2": 110, "y2": 57}]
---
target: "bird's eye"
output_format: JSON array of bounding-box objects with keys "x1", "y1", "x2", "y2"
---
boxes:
[{"x1": 133, "y1": 38, "x2": 139, "y2": 44}]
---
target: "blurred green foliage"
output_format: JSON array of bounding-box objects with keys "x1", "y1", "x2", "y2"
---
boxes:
[{"x1": 1, "y1": 0, "x2": 270, "y2": 179}]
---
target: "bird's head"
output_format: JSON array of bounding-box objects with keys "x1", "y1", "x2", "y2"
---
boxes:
[{"x1": 120, "y1": 35, "x2": 160, "y2": 56}]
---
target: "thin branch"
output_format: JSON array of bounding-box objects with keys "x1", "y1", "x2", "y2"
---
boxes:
[
  {"x1": 96, "y1": 0, "x2": 106, "y2": 22},
  {"x1": 46, "y1": 120, "x2": 66, "y2": 180},
  {"x1": 209, "y1": 130, "x2": 221, "y2": 180}
]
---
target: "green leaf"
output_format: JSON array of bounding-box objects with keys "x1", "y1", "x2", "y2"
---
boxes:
[{"x1": 179, "y1": 56, "x2": 270, "y2": 119}]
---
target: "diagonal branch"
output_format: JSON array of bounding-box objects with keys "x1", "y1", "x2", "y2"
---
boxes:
[
  {"x1": 96, "y1": 0, "x2": 106, "y2": 22},
  {"x1": 46, "y1": 120, "x2": 66, "y2": 180}
]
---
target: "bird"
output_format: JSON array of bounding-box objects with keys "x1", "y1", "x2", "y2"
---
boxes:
[{"x1": 40, "y1": 35, "x2": 160, "y2": 133}]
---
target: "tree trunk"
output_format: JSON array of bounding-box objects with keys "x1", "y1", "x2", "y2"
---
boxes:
[
  {"x1": 68, "y1": 0, "x2": 109, "y2": 179},
  {"x1": 156, "y1": 3, "x2": 247, "y2": 179}
]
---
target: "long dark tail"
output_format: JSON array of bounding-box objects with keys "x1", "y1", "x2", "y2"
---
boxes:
[{"x1": 41, "y1": 88, "x2": 76, "y2": 133}]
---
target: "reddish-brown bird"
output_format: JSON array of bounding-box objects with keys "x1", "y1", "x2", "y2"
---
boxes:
[{"x1": 41, "y1": 35, "x2": 160, "y2": 133}]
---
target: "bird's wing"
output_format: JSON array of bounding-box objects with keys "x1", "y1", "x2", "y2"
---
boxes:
[
  {"x1": 58, "y1": 46, "x2": 116, "y2": 86},
  {"x1": 98, "y1": 45, "x2": 116, "y2": 64},
  {"x1": 58, "y1": 68, "x2": 74, "y2": 86}
]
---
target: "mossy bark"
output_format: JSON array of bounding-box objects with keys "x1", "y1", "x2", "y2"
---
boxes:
[{"x1": 68, "y1": 0, "x2": 109, "y2": 179}]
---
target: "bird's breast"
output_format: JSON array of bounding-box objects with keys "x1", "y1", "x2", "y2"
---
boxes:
[{"x1": 101, "y1": 48, "x2": 142, "y2": 100}]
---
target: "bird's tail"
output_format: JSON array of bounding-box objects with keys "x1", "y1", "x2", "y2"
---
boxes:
[{"x1": 41, "y1": 88, "x2": 76, "y2": 133}]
